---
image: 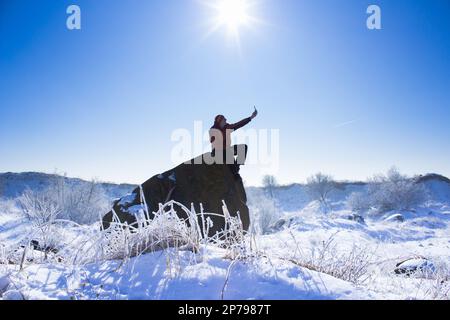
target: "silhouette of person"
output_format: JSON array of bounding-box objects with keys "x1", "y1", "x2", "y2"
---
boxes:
[{"x1": 209, "y1": 107, "x2": 258, "y2": 176}]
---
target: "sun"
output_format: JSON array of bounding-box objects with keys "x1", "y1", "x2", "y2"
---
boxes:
[
  {"x1": 216, "y1": 0, "x2": 251, "y2": 33},
  {"x1": 201, "y1": 0, "x2": 259, "y2": 41}
]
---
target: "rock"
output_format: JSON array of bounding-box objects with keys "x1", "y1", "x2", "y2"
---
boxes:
[
  {"x1": 394, "y1": 258, "x2": 436, "y2": 277},
  {"x1": 347, "y1": 214, "x2": 365, "y2": 224},
  {"x1": 102, "y1": 152, "x2": 250, "y2": 237},
  {"x1": 270, "y1": 218, "x2": 287, "y2": 232},
  {"x1": 6, "y1": 244, "x2": 63, "y2": 265},
  {"x1": 384, "y1": 213, "x2": 405, "y2": 223},
  {"x1": 29, "y1": 240, "x2": 58, "y2": 254}
]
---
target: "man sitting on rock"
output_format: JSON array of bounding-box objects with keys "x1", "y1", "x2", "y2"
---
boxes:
[{"x1": 209, "y1": 107, "x2": 258, "y2": 176}]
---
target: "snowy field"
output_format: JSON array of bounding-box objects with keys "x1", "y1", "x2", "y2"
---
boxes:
[{"x1": 1, "y1": 172, "x2": 449, "y2": 300}]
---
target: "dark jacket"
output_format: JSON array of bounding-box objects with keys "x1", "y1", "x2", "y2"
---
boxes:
[{"x1": 210, "y1": 117, "x2": 252, "y2": 150}]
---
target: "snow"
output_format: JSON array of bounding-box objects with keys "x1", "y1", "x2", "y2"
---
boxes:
[
  {"x1": 0, "y1": 275, "x2": 10, "y2": 293},
  {"x1": 1, "y1": 174, "x2": 450, "y2": 300},
  {"x1": 169, "y1": 172, "x2": 176, "y2": 182},
  {"x1": 126, "y1": 205, "x2": 147, "y2": 217},
  {"x1": 0, "y1": 246, "x2": 376, "y2": 300},
  {"x1": 117, "y1": 193, "x2": 137, "y2": 207}
]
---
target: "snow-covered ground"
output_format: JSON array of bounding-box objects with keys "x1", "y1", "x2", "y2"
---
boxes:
[{"x1": 1, "y1": 174, "x2": 449, "y2": 300}]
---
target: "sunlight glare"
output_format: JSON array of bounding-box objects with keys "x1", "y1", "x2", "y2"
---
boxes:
[{"x1": 217, "y1": 0, "x2": 250, "y2": 33}]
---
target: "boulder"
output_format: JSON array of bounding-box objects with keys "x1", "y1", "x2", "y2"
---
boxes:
[
  {"x1": 102, "y1": 152, "x2": 250, "y2": 237},
  {"x1": 394, "y1": 258, "x2": 436, "y2": 277},
  {"x1": 384, "y1": 213, "x2": 405, "y2": 223},
  {"x1": 270, "y1": 218, "x2": 288, "y2": 232},
  {"x1": 347, "y1": 214, "x2": 365, "y2": 224}
]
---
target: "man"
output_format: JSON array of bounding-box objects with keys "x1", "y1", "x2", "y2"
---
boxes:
[{"x1": 209, "y1": 107, "x2": 258, "y2": 176}]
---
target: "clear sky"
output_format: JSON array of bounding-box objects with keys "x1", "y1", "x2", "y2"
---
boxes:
[{"x1": 1, "y1": 0, "x2": 449, "y2": 186}]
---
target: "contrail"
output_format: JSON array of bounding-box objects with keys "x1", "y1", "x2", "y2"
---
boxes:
[{"x1": 334, "y1": 119, "x2": 358, "y2": 129}]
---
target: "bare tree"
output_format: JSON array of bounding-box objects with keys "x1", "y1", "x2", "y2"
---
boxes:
[
  {"x1": 57, "y1": 179, "x2": 109, "y2": 224},
  {"x1": 367, "y1": 167, "x2": 426, "y2": 213},
  {"x1": 18, "y1": 188, "x2": 61, "y2": 227},
  {"x1": 306, "y1": 173, "x2": 336, "y2": 212},
  {"x1": 17, "y1": 188, "x2": 63, "y2": 259},
  {"x1": 262, "y1": 175, "x2": 278, "y2": 199},
  {"x1": 347, "y1": 167, "x2": 427, "y2": 214}
]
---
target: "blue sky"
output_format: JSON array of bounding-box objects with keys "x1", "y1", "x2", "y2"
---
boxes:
[{"x1": 1, "y1": 0, "x2": 449, "y2": 186}]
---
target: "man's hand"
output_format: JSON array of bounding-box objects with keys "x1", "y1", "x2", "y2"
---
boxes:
[{"x1": 251, "y1": 106, "x2": 258, "y2": 120}]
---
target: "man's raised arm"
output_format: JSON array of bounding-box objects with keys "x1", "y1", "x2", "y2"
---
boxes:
[
  {"x1": 228, "y1": 117, "x2": 252, "y2": 130},
  {"x1": 228, "y1": 107, "x2": 258, "y2": 130}
]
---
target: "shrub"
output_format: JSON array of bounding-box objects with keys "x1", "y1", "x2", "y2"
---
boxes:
[
  {"x1": 305, "y1": 173, "x2": 337, "y2": 212},
  {"x1": 348, "y1": 167, "x2": 427, "y2": 214},
  {"x1": 347, "y1": 191, "x2": 370, "y2": 213},
  {"x1": 55, "y1": 179, "x2": 110, "y2": 224},
  {"x1": 17, "y1": 179, "x2": 110, "y2": 225},
  {"x1": 18, "y1": 188, "x2": 61, "y2": 227},
  {"x1": 262, "y1": 175, "x2": 278, "y2": 198},
  {"x1": 248, "y1": 192, "x2": 280, "y2": 235}
]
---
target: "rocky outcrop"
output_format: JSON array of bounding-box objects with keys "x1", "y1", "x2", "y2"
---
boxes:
[
  {"x1": 416, "y1": 173, "x2": 450, "y2": 184},
  {"x1": 102, "y1": 153, "x2": 250, "y2": 237},
  {"x1": 394, "y1": 258, "x2": 436, "y2": 277},
  {"x1": 384, "y1": 213, "x2": 405, "y2": 223},
  {"x1": 347, "y1": 213, "x2": 365, "y2": 224}
]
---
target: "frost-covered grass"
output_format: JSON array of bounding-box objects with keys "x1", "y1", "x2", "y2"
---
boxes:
[{"x1": 284, "y1": 232, "x2": 373, "y2": 285}]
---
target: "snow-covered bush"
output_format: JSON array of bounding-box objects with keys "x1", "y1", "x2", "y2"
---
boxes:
[
  {"x1": 248, "y1": 192, "x2": 281, "y2": 235},
  {"x1": 262, "y1": 175, "x2": 278, "y2": 198},
  {"x1": 346, "y1": 191, "x2": 369, "y2": 213},
  {"x1": 369, "y1": 168, "x2": 427, "y2": 212},
  {"x1": 305, "y1": 173, "x2": 337, "y2": 213},
  {"x1": 16, "y1": 189, "x2": 66, "y2": 260},
  {"x1": 55, "y1": 179, "x2": 110, "y2": 224},
  {"x1": 17, "y1": 179, "x2": 110, "y2": 225},
  {"x1": 348, "y1": 168, "x2": 427, "y2": 214},
  {"x1": 18, "y1": 188, "x2": 61, "y2": 226},
  {"x1": 13, "y1": 180, "x2": 110, "y2": 262}
]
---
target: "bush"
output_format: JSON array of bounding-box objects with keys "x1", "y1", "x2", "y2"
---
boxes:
[
  {"x1": 56, "y1": 179, "x2": 110, "y2": 224},
  {"x1": 248, "y1": 192, "x2": 280, "y2": 235},
  {"x1": 348, "y1": 167, "x2": 427, "y2": 213},
  {"x1": 17, "y1": 179, "x2": 110, "y2": 225},
  {"x1": 305, "y1": 173, "x2": 336, "y2": 212},
  {"x1": 347, "y1": 191, "x2": 370, "y2": 213},
  {"x1": 18, "y1": 189, "x2": 61, "y2": 226},
  {"x1": 262, "y1": 175, "x2": 278, "y2": 198}
]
